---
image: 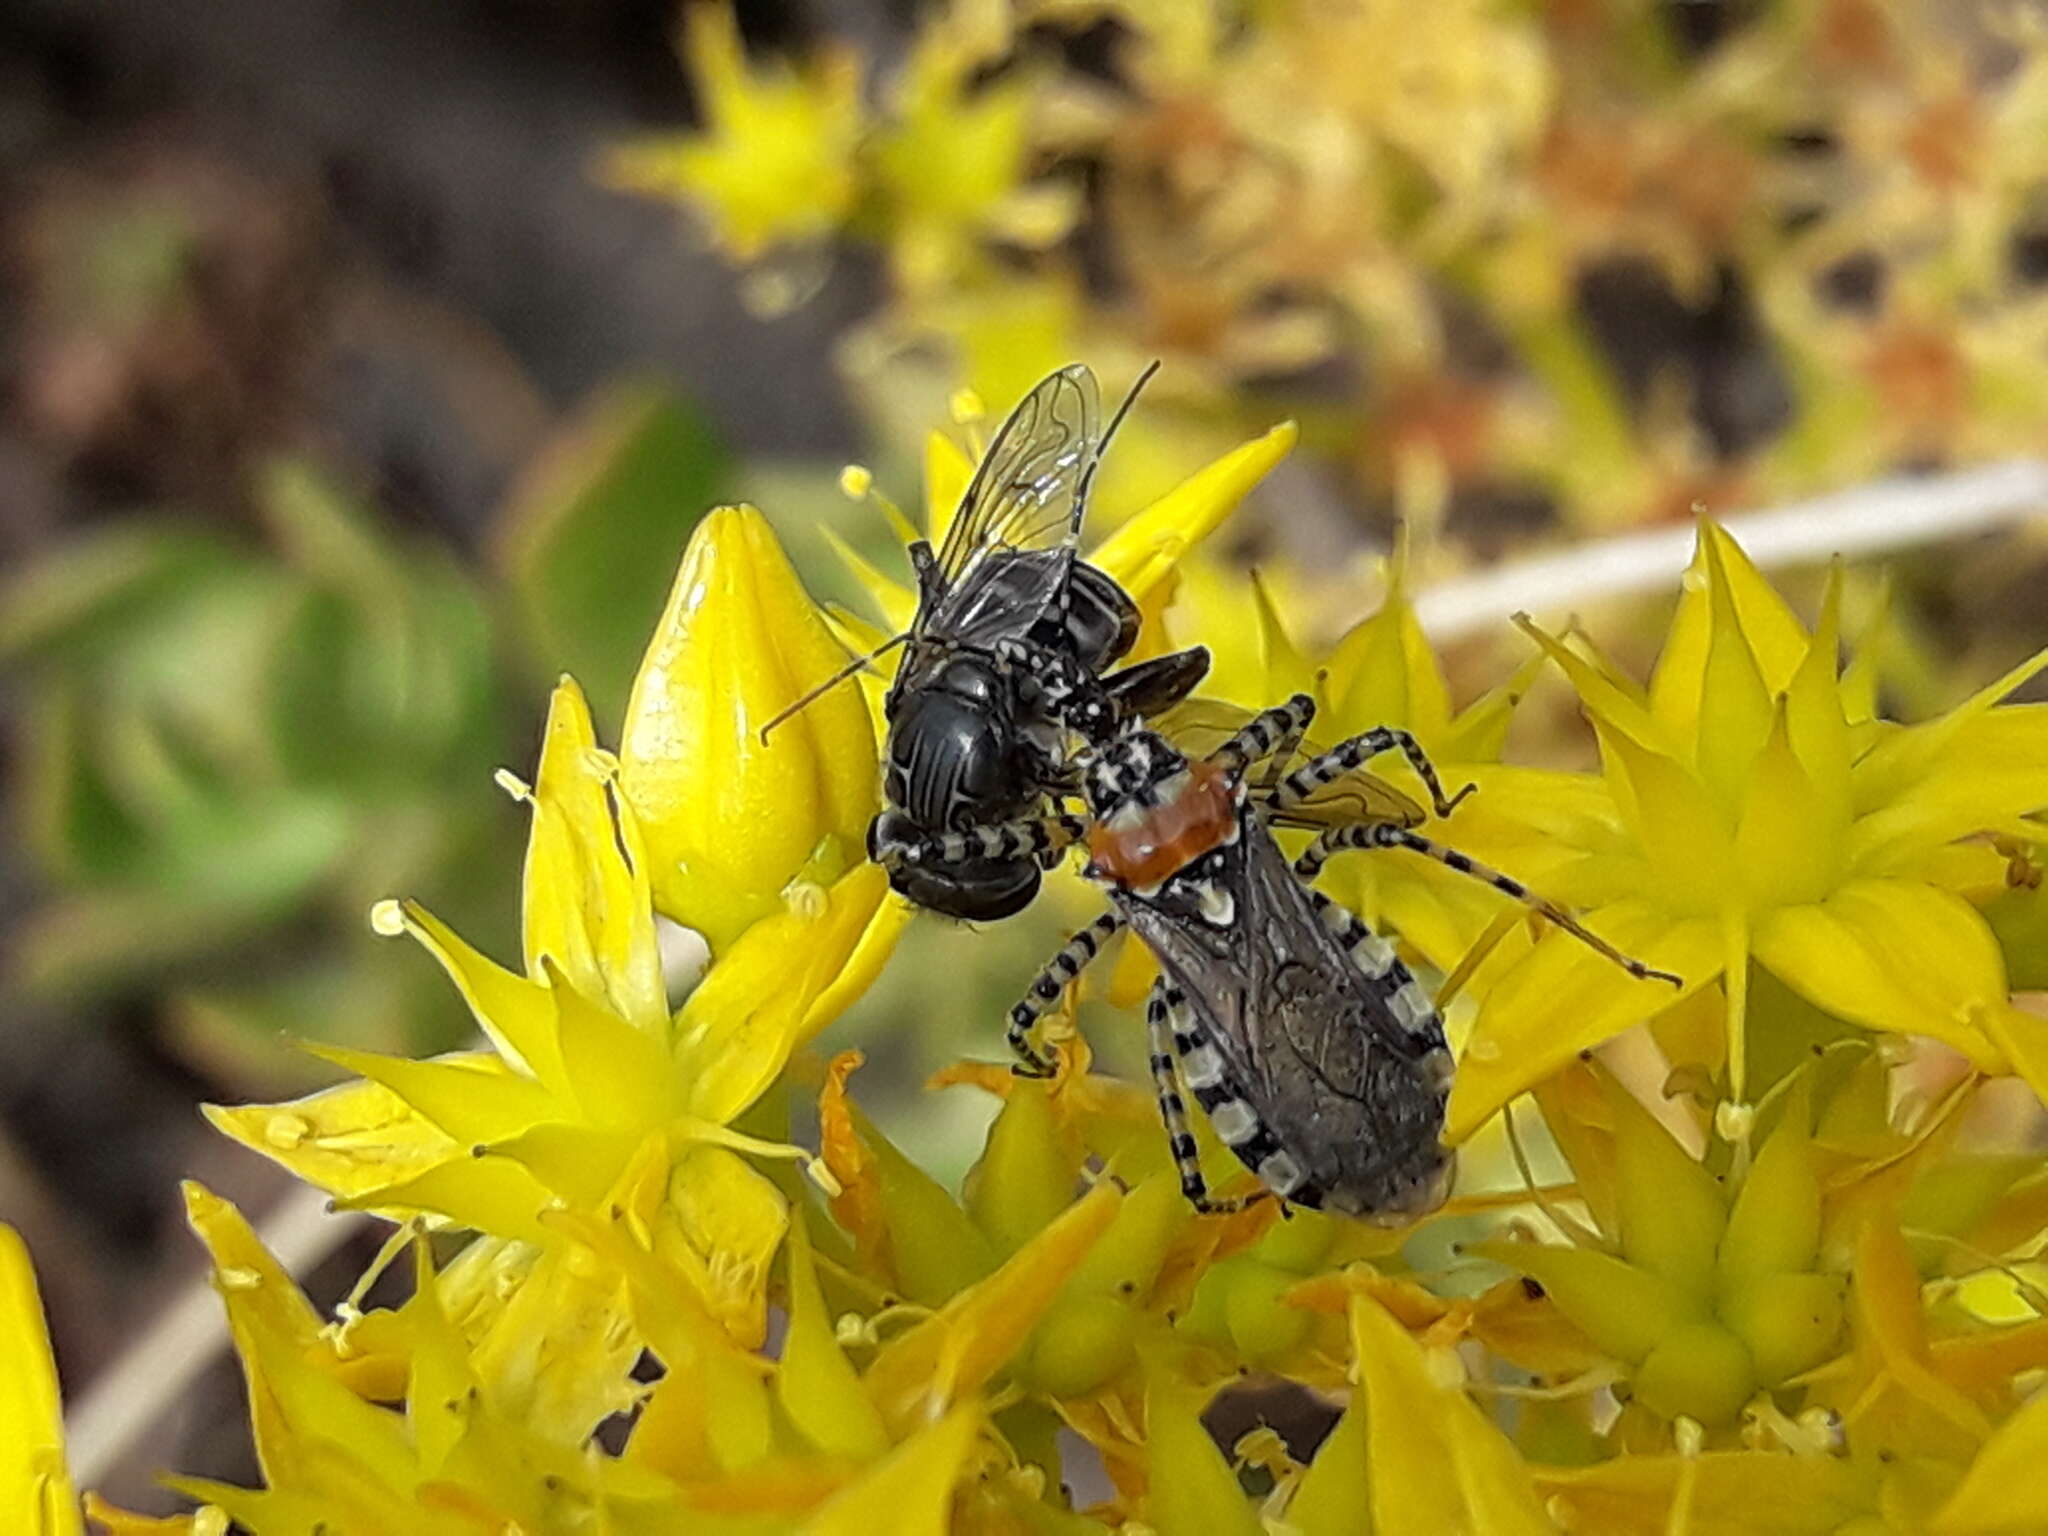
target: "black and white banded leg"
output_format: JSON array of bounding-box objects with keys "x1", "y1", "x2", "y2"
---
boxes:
[
  {"x1": 1274, "y1": 725, "x2": 1474, "y2": 820},
  {"x1": 1205, "y1": 692, "x2": 1318, "y2": 780},
  {"x1": 883, "y1": 811, "x2": 1091, "y2": 874},
  {"x1": 1295, "y1": 824, "x2": 1683, "y2": 987},
  {"x1": 1305, "y1": 889, "x2": 1454, "y2": 1088},
  {"x1": 1151, "y1": 984, "x2": 1317, "y2": 1213},
  {"x1": 1007, "y1": 911, "x2": 1124, "y2": 1077}
]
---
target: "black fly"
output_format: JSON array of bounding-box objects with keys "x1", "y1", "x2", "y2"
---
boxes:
[
  {"x1": 765, "y1": 363, "x2": 1210, "y2": 922},
  {"x1": 904, "y1": 695, "x2": 1683, "y2": 1219}
]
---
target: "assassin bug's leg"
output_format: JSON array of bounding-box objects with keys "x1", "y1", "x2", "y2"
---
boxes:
[
  {"x1": 1275, "y1": 725, "x2": 1475, "y2": 820},
  {"x1": 1157, "y1": 985, "x2": 1313, "y2": 1211},
  {"x1": 1146, "y1": 986, "x2": 1273, "y2": 1214},
  {"x1": 1209, "y1": 692, "x2": 1318, "y2": 777},
  {"x1": 1008, "y1": 911, "x2": 1125, "y2": 1076},
  {"x1": 884, "y1": 812, "x2": 1092, "y2": 873},
  {"x1": 1295, "y1": 825, "x2": 1684, "y2": 987}
]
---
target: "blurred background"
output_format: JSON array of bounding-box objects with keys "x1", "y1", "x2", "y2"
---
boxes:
[{"x1": 4, "y1": 0, "x2": 2047, "y2": 1511}]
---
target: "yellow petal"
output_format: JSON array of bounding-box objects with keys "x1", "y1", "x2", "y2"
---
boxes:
[
  {"x1": 1932, "y1": 1384, "x2": 2048, "y2": 1532},
  {"x1": 0, "y1": 1226, "x2": 80, "y2": 1536},
  {"x1": 1087, "y1": 422, "x2": 1297, "y2": 609},
  {"x1": 1752, "y1": 881, "x2": 2009, "y2": 1066},
  {"x1": 520, "y1": 676, "x2": 666, "y2": 1032},
  {"x1": 382, "y1": 899, "x2": 568, "y2": 1096},
  {"x1": 203, "y1": 1075, "x2": 463, "y2": 1203},
  {"x1": 1849, "y1": 1211, "x2": 1994, "y2": 1446},
  {"x1": 666, "y1": 1145, "x2": 788, "y2": 1349},
  {"x1": 544, "y1": 959, "x2": 674, "y2": 1129},
  {"x1": 779, "y1": 1212, "x2": 890, "y2": 1459},
  {"x1": 797, "y1": 1409, "x2": 981, "y2": 1536},
  {"x1": 1534, "y1": 1451, "x2": 1863, "y2": 1534},
  {"x1": 863, "y1": 1182, "x2": 1121, "y2": 1434},
  {"x1": 1594, "y1": 719, "x2": 1736, "y2": 918},
  {"x1": 821, "y1": 525, "x2": 917, "y2": 638},
  {"x1": 1143, "y1": 1373, "x2": 1264, "y2": 1536},
  {"x1": 334, "y1": 1155, "x2": 559, "y2": 1246},
  {"x1": 1734, "y1": 697, "x2": 1847, "y2": 912},
  {"x1": 1448, "y1": 905, "x2": 1723, "y2": 1143},
  {"x1": 464, "y1": 1242, "x2": 640, "y2": 1443},
  {"x1": 619, "y1": 505, "x2": 878, "y2": 952},
  {"x1": 923, "y1": 426, "x2": 976, "y2": 551},
  {"x1": 677, "y1": 861, "x2": 898, "y2": 1125},
  {"x1": 1349, "y1": 1292, "x2": 1558, "y2": 1534},
  {"x1": 1692, "y1": 528, "x2": 1777, "y2": 811},
  {"x1": 298, "y1": 1046, "x2": 559, "y2": 1151},
  {"x1": 1783, "y1": 562, "x2": 1852, "y2": 811}
]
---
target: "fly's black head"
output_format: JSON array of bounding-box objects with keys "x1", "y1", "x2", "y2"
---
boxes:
[
  {"x1": 884, "y1": 653, "x2": 1030, "y2": 831},
  {"x1": 867, "y1": 810, "x2": 1041, "y2": 921},
  {"x1": 1081, "y1": 729, "x2": 1188, "y2": 816}
]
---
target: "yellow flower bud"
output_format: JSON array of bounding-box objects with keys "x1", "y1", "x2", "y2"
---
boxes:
[
  {"x1": 619, "y1": 505, "x2": 877, "y2": 953},
  {"x1": 1718, "y1": 1095, "x2": 1821, "y2": 1289},
  {"x1": 1063, "y1": 1172, "x2": 1189, "y2": 1302},
  {"x1": 1255, "y1": 1208, "x2": 1338, "y2": 1274},
  {"x1": 1607, "y1": 1077, "x2": 1726, "y2": 1301},
  {"x1": 1021, "y1": 1292, "x2": 1139, "y2": 1398},
  {"x1": 1632, "y1": 1321, "x2": 1755, "y2": 1427},
  {"x1": 1719, "y1": 1271, "x2": 1846, "y2": 1387},
  {"x1": 1225, "y1": 1259, "x2": 1316, "y2": 1365},
  {"x1": 1468, "y1": 1241, "x2": 1697, "y2": 1365},
  {"x1": 966, "y1": 1080, "x2": 1081, "y2": 1258}
]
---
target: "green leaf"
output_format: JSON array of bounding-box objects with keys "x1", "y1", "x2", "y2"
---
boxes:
[{"x1": 497, "y1": 381, "x2": 730, "y2": 728}]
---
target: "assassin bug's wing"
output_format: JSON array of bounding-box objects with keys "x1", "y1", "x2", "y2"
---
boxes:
[
  {"x1": 1150, "y1": 698, "x2": 1428, "y2": 829},
  {"x1": 915, "y1": 365, "x2": 1102, "y2": 647}
]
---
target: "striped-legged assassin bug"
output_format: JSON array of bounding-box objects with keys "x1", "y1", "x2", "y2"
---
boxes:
[{"x1": 900, "y1": 694, "x2": 1683, "y2": 1219}]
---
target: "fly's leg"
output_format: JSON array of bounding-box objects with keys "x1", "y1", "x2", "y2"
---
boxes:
[
  {"x1": 882, "y1": 811, "x2": 1091, "y2": 874},
  {"x1": 1274, "y1": 725, "x2": 1474, "y2": 820},
  {"x1": 1208, "y1": 692, "x2": 1317, "y2": 778},
  {"x1": 1008, "y1": 911, "x2": 1125, "y2": 1077},
  {"x1": 1295, "y1": 825, "x2": 1683, "y2": 987}
]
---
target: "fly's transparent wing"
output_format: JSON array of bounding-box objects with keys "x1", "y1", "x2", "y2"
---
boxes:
[
  {"x1": 1150, "y1": 697, "x2": 1428, "y2": 829},
  {"x1": 920, "y1": 366, "x2": 1102, "y2": 638}
]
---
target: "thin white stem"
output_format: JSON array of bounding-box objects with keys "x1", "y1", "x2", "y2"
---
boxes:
[
  {"x1": 1414, "y1": 459, "x2": 2048, "y2": 640},
  {"x1": 64, "y1": 1184, "x2": 365, "y2": 1488}
]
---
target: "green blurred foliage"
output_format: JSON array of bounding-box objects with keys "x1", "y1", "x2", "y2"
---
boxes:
[{"x1": 3, "y1": 383, "x2": 728, "y2": 1086}]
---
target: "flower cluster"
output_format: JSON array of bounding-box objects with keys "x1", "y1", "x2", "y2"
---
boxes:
[
  {"x1": 613, "y1": 0, "x2": 2048, "y2": 544},
  {"x1": 5, "y1": 380, "x2": 2048, "y2": 1535}
]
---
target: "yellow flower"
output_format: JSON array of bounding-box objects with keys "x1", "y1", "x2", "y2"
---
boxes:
[
  {"x1": 210, "y1": 618, "x2": 904, "y2": 1348},
  {"x1": 868, "y1": 2, "x2": 1077, "y2": 294},
  {"x1": 602, "y1": 3, "x2": 861, "y2": 261},
  {"x1": 1282, "y1": 1290, "x2": 1558, "y2": 1534},
  {"x1": 1450, "y1": 520, "x2": 2048, "y2": 1140},
  {"x1": 620, "y1": 503, "x2": 880, "y2": 954},
  {"x1": 0, "y1": 1226, "x2": 79, "y2": 1536}
]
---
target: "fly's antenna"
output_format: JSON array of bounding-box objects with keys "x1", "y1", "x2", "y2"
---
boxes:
[
  {"x1": 759, "y1": 631, "x2": 909, "y2": 742},
  {"x1": 1071, "y1": 359, "x2": 1161, "y2": 533}
]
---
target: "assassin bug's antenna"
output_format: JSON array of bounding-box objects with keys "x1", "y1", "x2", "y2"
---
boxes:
[{"x1": 758, "y1": 631, "x2": 909, "y2": 743}]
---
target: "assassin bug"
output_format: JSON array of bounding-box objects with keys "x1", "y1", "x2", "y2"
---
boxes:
[
  {"x1": 906, "y1": 695, "x2": 1682, "y2": 1219},
  {"x1": 762, "y1": 363, "x2": 1212, "y2": 922}
]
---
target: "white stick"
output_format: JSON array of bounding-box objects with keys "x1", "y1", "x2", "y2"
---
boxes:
[{"x1": 1413, "y1": 459, "x2": 2048, "y2": 640}]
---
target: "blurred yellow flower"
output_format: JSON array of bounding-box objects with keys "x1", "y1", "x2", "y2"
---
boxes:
[
  {"x1": 602, "y1": 3, "x2": 861, "y2": 261},
  {"x1": 1450, "y1": 520, "x2": 2048, "y2": 1139}
]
